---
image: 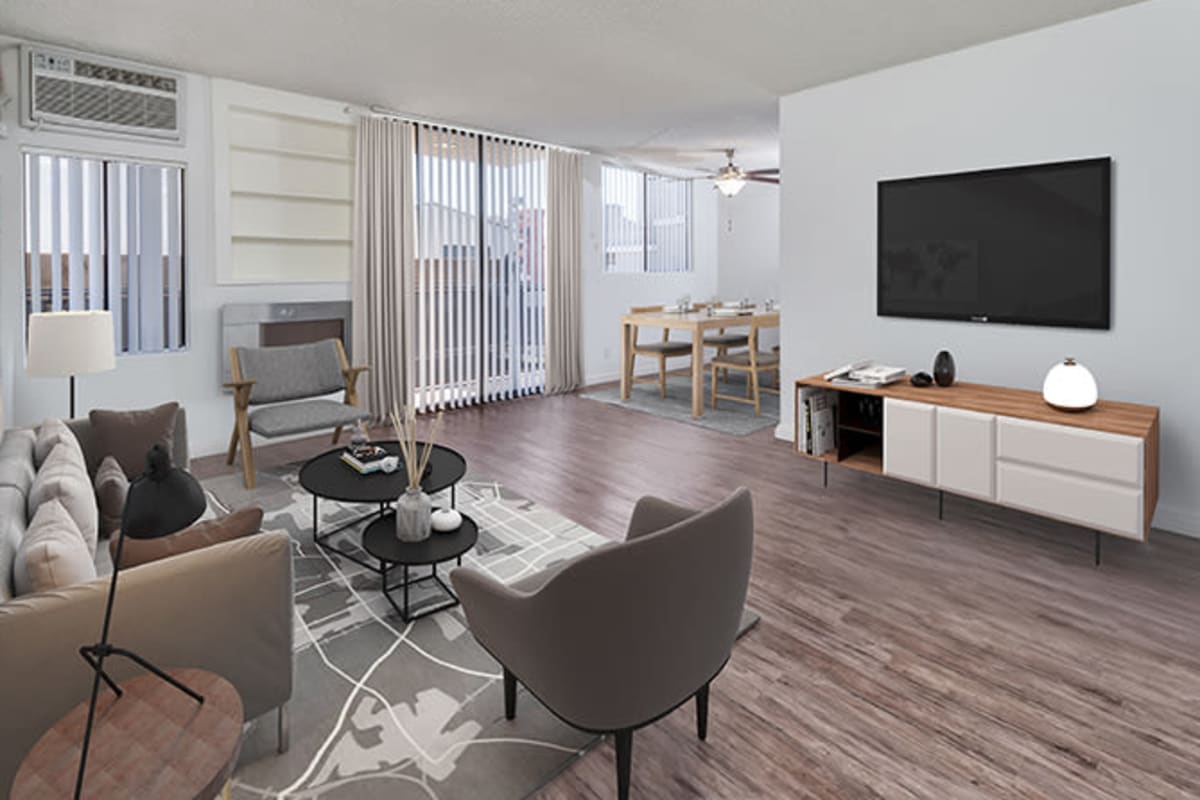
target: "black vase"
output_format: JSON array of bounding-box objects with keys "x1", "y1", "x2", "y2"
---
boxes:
[{"x1": 933, "y1": 350, "x2": 956, "y2": 387}]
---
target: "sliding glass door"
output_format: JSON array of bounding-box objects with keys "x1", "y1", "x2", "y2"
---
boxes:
[{"x1": 412, "y1": 126, "x2": 546, "y2": 412}]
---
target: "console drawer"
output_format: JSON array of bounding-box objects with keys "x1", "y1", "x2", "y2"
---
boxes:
[
  {"x1": 996, "y1": 461, "x2": 1145, "y2": 539},
  {"x1": 996, "y1": 417, "x2": 1143, "y2": 486}
]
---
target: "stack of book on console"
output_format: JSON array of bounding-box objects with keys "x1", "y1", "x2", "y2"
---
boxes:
[
  {"x1": 829, "y1": 364, "x2": 905, "y2": 388},
  {"x1": 341, "y1": 443, "x2": 391, "y2": 474},
  {"x1": 797, "y1": 387, "x2": 837, "y2": 457}
]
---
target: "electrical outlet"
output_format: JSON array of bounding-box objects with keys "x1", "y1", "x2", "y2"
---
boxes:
[{"x1": 726, "y1": 218, "x2": 734, "y2": 234}]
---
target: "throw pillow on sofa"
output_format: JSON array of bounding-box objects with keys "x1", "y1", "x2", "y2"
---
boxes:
[
  {"x1": 33, "y1": 418, "x2": 83, "y2": 470},
  {"x1": 15, "y1": 498, "x2": 98, "y2": 595},
  {"x1": 29, "y1": 441, "x2": 99, "y2": 556},
  {"x1": 94, "y1": 456, "x2": 129, "y2": 539},
  {"x1": 89, "y1": 402, "x2": 180, "y2": 480},
  {"x1": 112, "y1": 505, "x2": 264, "y2": 569}
]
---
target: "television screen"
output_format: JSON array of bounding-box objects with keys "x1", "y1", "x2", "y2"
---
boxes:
[{"x1": 877, "y1": 157, "x2": 1111, "y2": 329}]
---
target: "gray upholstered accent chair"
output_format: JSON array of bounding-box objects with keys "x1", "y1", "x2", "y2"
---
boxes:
[
  {"x1": 451, "y1": 488, "x2": 754, "y2": 800},
  {"x1": 226, "y1": 338, "x2": 369, "y2": 488}
]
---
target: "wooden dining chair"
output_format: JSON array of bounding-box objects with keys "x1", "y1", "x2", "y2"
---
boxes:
[
  {"x1": 629, "y1": 305, "x2": 694, "y2": 398},
  {"x1": 710, "y1": 322, "x2": 780, "y2": 416}
]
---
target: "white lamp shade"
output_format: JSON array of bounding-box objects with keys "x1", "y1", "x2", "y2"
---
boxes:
[
  {"x1": 27, "y1": 311, "x2": 116, "y2": 377},
  {"x1": 714, "y1": 176, "x2": 746, "y2": 197},
  {"x1": 1042, "y1": 358, "x2": 1098, "y2": 411}
]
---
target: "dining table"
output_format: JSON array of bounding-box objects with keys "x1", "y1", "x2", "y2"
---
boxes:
[{"x1": 619, "y1": 307, "x2": 780, "y2": 418}]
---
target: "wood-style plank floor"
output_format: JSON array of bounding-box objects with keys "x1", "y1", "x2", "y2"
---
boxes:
[{"x1": 194, "y1": 392, "x2": 1200, "y2": 799}]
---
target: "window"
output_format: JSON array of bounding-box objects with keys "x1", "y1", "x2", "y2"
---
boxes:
[
  {"x1": 412, "y1": 126, "x2": 548, "y2": 411},
  {"x1": 23, "y1": 152, "x2": 186, "y2": 354},
  {"x1": 602, "y1": 164, "x2": 691, "y2": 273}
]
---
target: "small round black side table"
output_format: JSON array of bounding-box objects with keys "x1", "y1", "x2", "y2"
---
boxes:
[
  {"x1": 362, "y1": 512, "x2": 479, "y2": 622},
  {"x1": 298, "y1": 441, "x2": 466, "y2": 571}
]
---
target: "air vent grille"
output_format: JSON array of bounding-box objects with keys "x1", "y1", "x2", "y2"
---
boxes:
[{"x1": 24, "y1": 46, "x2": 184, "y2": 142}]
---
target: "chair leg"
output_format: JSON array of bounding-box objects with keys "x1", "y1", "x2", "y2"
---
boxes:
[
  {"x1": 696, "y1": 683, "x2": 710, "y2": 741},
  {"x1": 225, "y1": 424, "x2": 239, "y2": 465},
  {"x1": 615, "y1": 729, "x2": 633, "y2": 800},
  {"x1": 277, "y1": 703, "x2": 290, "y2": 754},
  {"x1": 237, "y1": 412, "x2": 256, "y2": 489},
  {"x1": 752, "y1": 369, "x2": 762, "y2": 416},
  {"x1": 503, "y1": 667, "x2": 517, "y2": 721},
  {"x1": 658, "y1": 356, "x2": 667, "y2": 398},
  {"x1": 331, "y1": 426, "x2": 343, "y2": 445}
]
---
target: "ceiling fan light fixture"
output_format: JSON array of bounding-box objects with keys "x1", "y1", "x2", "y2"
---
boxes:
[{"x1": 714, "y1": 175, "x2": 746, "y2": 196}]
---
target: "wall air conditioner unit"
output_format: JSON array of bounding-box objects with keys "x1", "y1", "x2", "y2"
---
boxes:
[{"x1": 21, "y1": 45, "x2": 184, "y2": 143}]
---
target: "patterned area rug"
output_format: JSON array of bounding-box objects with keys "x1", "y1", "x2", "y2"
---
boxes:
[
  {"x1": 581, "y1": 372, "x2": 779, "y2": 436},
  {"x1": 203, "y1": 463, "x2": 758, "y2": 799}
]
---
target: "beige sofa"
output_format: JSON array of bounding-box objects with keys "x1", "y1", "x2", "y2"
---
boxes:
[{"x1": 0, "y1": 412, "x2": 293, "y2": 796}]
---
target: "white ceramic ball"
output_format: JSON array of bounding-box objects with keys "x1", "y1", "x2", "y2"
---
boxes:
[
  {"x1": 1042, "y1": 358, "x2": 1098, "y2": 411},
  {"x1": 431, "y1": 507, "x2": 463, "y2": 533}
]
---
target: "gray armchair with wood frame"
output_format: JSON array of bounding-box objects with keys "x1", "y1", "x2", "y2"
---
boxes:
[
  {"x1": 710, "y1": 321, "x2": 780, "y2": 416},
  {"x1": 225, "y1": 338, "x2": 370, "y2": 488},
  {"x1": 628, "y1": 304, "x2": 693, "y2": 398},
  {"x1": 451, "y1": 488, "x2": 754, "y2": 800}
]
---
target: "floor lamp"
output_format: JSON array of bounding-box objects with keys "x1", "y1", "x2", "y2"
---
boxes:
[
  {"x1": 74, "y1": 444, "x2": 208, "y2": 798},
  {"x1": 26, "y1": 310, "x2": 116, "y2": 418}
]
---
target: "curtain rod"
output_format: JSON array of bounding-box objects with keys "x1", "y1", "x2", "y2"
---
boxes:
[{"x1": 343, "y1": 104, "x2": 589, "y2": 155}]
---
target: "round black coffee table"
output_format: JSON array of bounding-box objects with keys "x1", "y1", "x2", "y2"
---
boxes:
[
  {"x1": 299, "y1": 441, "x2": 466, "y2": 572},
  {"x1": 362, "y1": 512, "x2": 479, "y2": 621}
]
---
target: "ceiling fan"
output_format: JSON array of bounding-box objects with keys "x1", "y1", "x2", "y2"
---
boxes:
[{"x1": 707, "y1": 148, "x2": 779, "y2": 197}]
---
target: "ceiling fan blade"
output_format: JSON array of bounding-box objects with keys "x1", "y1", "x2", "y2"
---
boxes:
[
  {"x1": 745, "y1": 175, "x2": 780, "y2": 185},
  {"x1": 745, "y1": 168, "x2": 779, "y2": 176}
]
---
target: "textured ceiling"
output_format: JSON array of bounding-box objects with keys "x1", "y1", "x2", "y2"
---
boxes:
[{"x1": 0, "y1": 0, "x2": 1144, "y2": 171}]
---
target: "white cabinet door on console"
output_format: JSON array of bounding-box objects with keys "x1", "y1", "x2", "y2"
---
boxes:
[
  {"x1": 883, "y1": 398, "x2": 936, "y2": 486},
  {"x1": 937, "y1": 407, "x2": 995, "y2": 500}
]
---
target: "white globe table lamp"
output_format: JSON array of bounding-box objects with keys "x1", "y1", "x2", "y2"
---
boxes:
[{"x1": 1042, "y1": 357, "x2": 1098, "y2": 411}]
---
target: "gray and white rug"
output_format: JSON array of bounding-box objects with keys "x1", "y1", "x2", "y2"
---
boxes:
[
  {"x1": 582, "y1": 372, "x2": 779, "y2": 436},
  {"x1": 203, "y1": 463, "x2": 758, "y2": 799}
]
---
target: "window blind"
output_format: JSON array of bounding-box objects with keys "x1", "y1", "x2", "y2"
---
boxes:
[
  {"x1": 601, "y1": 164, "x2": 691, "y2": 273},
  {"x1": 24, "y1": 152, "x2": 186, "y2": 354},
  {"x1": 413, "y1": 127, "x2": 547, "y2": 412}
]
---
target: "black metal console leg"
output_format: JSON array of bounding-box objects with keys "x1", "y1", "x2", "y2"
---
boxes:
[
  {"x1": 938, "y1": 490, "x2": 944, "y2": 521},
  {"x1": 615, "y1": 729, "x2": 633, "y2": 800},
  {"x1": 503, "y1": 667, "x2": 517, "y2": 720},
  {"x1": 1095, "y1": 531, "x2": 1102, "y2": 567},
  {"x1": 696, "y1": 682, "x2": 709, "y2": 741},
  {"x1": 822, "y1": 461, "x2": 828, "y2": 488}
]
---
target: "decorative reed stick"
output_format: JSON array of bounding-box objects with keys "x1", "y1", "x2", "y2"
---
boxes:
[{"x1": 388, "y1": 405, "x2": 444, "y2": 491}]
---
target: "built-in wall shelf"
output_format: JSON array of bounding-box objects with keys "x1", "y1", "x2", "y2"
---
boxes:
[
  {"x1": 794, "y1": 372, "x2": 1160, "y2": 553},
  {"x1": 230, "y1": 143, "x2": 353, "y2": 164},
  {"x1": 231, "y1": 234, "x2": 353, "y2": 245}
]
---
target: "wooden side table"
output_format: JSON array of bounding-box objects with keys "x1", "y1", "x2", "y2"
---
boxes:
[{"x1": 12, "y1": 668, "x2": 243, "y2": 800}]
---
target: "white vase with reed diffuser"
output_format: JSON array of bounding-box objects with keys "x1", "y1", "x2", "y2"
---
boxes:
[{"x1": 389, "y1": 405, "x2": 444, "y2": 543}]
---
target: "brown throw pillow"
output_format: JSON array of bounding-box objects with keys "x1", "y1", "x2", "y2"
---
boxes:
[
  {"x1": 29, "y1": 442, "x2": 99, "y2": 556},
  {"x1": 94, "y1": 456, "x2": 129, "y2": 539},
  {"x1": 113, "y1": 506, "x2": 263, "y2": 570},
  {"x1": 15, "y1": 498, "x2": 97, "y2": 595},
  {"x1": 89, "y1": 402, "x2": 179, "y2": 479},
  {"x1": 34, "y1": 418, "x2": 82, "y2": 469}
]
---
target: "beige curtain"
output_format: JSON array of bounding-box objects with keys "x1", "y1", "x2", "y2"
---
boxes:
[
  {"x1": 545, "y1": 149, "x2": 583, "y2": 394},
  {"x1": 351, "y1": 117, "x2": 417, "y2": 418}
]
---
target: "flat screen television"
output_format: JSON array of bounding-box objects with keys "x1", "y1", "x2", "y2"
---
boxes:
[{"x1": 877, "y1": 157, "x2": 1111, "y2": 329}]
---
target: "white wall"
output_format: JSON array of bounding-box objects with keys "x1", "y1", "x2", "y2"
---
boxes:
[
  {"x1": 0, "y1": 42, "x2": 351, "y2": 458},
  {"x1": 581, "y1": 155, "x2": 719, "y2": 384},
  {"x1": 717, "y1": 181, "x2": 780, "y2": 303},
  {"x1": 777, "y1": 0, "x2": 1200, "y2": 534}
]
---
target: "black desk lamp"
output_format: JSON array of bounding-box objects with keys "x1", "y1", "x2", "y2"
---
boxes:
[{"x1": 74, "y1": 445, "x2": 207, "y2": 799}]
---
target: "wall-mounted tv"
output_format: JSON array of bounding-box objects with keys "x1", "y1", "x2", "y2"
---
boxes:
[{"x1": 877, "y1": 157, "x2": 1111, "y2": 329}]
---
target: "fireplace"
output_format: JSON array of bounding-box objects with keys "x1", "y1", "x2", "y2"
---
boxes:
[{"x1": 220, "y1": 301, "x2": 352, "y2": 384}]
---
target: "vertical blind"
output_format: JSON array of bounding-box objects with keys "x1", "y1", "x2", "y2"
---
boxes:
[
  {"x1": 412, "y1": 126, "x2": 547, "y2": 412},
  {"x1": 601, "y1": 163, "x2": 692, "y2": 273},
  {"x1": 23, "y1": 152, "x2": 186, "y2": 354}
]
